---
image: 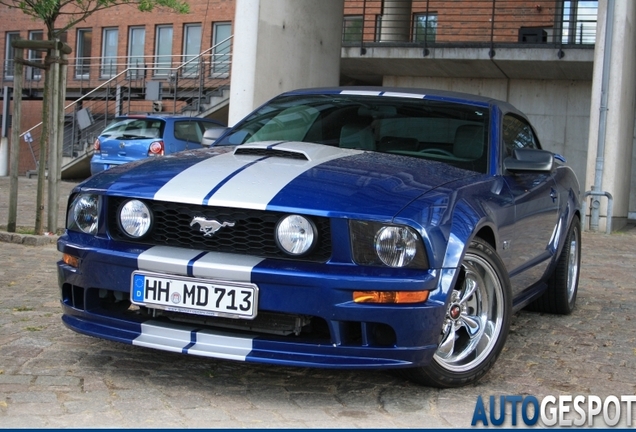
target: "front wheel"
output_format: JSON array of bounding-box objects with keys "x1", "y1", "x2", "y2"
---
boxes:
[
  {"x1": 403, "y1": 238, "x2": 512, "y2": 388},
  {"x1": 527, "y1": 216, "x2": 581, "y2": 315}
]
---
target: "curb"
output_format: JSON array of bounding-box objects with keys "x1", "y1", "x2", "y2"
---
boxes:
[{"x1": 0, "y1": 231, "x2": 59, "y2": 246}]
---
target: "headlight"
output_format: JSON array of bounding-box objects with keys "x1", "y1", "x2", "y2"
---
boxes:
[
  {"x1": 375, "y1": 226, "x2": 418, "y2": 267},
  {"x1": 350, "y1": 220, "x2": 428, "y2": 268},
  {"x1": 67, "y1": 194, "x2": 101, "y2": 235},
  {"x1": 276, "y1": 214, "x2": 317, "y2": 256},
  {"x1": 118, "y1": 199, "x2": 152, "y2": 238}
]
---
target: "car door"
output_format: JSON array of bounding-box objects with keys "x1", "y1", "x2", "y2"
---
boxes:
[{"x1": 500, "y1": 114, "x2": 560, "y2": 296}]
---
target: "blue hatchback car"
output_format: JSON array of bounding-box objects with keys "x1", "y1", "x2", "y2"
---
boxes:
[
  {"x1": 59, "y1": 87, "x2": 581, "y2": 387},
  {"x1": 90, "y1": 115, "x2": 225, "y2": 175}
]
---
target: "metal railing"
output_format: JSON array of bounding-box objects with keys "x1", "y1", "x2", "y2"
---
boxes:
[
  {"x1": 342, "y1": 0, "x2": 597, "y2": 55},
  {"x1": 2, "y1": 36, "x2": 232, "y2": 96},
  {"x1": 7, "y1": 36, "x2": 232, "y2": 177}
]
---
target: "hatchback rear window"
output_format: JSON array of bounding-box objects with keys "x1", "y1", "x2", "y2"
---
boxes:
[{"x1": 102, "y1": 119, "x2": 164, "y2": 139}]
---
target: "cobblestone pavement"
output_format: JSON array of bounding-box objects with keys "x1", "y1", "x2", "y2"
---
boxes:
[
  {"x1": 1, "y1": 177, "x2": 635, "y2": 428},
  {"x1": 0, "y1": 177, "x2": 77, "y2": 243}
]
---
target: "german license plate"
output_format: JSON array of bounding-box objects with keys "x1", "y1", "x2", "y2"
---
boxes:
[{"x1": 131, "y1": 271, "x2": 258, "y2": 319}]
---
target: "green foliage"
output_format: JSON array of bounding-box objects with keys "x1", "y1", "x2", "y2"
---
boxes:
[{"x1": 0, "y1": 0, "x2": 189, "y2": 36}]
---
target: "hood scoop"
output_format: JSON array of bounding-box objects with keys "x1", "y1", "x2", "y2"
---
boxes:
[
  {"x1": 233, "y1": 141, "x2": 362, "y2": 163},
  {"x1": 234, "y1": 146, "x2": 309, "y2": 161}
]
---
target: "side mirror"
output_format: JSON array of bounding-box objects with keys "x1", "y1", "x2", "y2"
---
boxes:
[
  {"x1": 504, "y1": 148, "x2": 554, "y2": 173},
  {"x1": 201, "y1": 127, "x2": 229, "y2": 147}
]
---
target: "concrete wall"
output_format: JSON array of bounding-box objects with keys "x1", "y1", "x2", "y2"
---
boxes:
[
  {"x1": 586, "y1": 0, "x2": 636, "y2": 230},
  {"x1": 630, "y1": 122, "x2": 636, "y2": 219},
  {"x1": 383, "y1": 76, "x2": 592, "y2": 186},
  {"x1": 229, "y1": 0, "x2": 344, "y2": 125}
]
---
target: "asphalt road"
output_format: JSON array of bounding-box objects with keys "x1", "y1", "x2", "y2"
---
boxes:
[{"x1": 1, "y1": 177, "x2": 635, "y2": 428}]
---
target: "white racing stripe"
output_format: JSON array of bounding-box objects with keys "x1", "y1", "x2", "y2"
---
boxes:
[
  {"x1": 137, "y1": 246, "x2": 203, "y2": 275},
  {"x1": 381, "y1": 91, "x2": 425, "y2": 99},
  {"x1": 339, "y1": 90, "x2": 382, "y2": 96},
  {"x1": 138, "y1": 247, "x2": 264, "y2": 282},
  {"x1": 133, "y1": 320, "x2": 255, "y2": 361},
  {"x1": 192, "y1": 252, "x2": 263, "y2": 282},
  {"x1": 153, "y1": 152, "x2": 259, "y2": 204},
  {"x1": 207, "y1": 142, "x2": 361, "y2": 209},
  {"x1": 187, "y1": 328, "x2": 255, "y2": 361},
  {"x1": 133, "y1": 320, "x2": 197, "y2": 353},
  {"x1": 152, "y1": 141, "x2": 360, "y2": 209}
]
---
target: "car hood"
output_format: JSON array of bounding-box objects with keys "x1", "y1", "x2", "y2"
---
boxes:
[{"x1": 81, "y1": 141, "x2": 478, "y2": 220}]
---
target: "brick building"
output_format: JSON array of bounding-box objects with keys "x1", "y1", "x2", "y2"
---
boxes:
[
  {"x1": 3, "y1": 0, "x2": 636, "y2": 232},
  {"x1": 0, "y1": 0, "x2": 235, "y2": 176}
]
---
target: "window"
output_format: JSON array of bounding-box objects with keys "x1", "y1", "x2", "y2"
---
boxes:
[
  {"x1": 27, "y1": 31, "x2": 43, "y2": 80},
  {"x1": 503, "y1": 115, "x2": 540, "y2": 157},
  {"x1": 101, "y1": 28, "x2": 118, "y2": 78},
  {"x1": 154, "y1": 25, "x2": 173, "y2": 77},
  {"x1": 217, "y1": 94, "x2": 489, "y2": 173},
  {"x1": 562, "y1": 0, "x2": 598, "y2": 44},
  {"x1": 211, "y1": 22, "x2": 231, "y2": 76},
  {"x1": 342, "y1": 15, "x2": 363, "y2": 43},
  {"x1": 4, "y1": 32, "x2": 20, "y2": 80},
  {"x1": 75, "y1": 29, "x2": 93, "y2": 79},
  {"x1": 174, "y1": 120, "x2": 206, "y2": 143},
  {"x1": 127, "y1": 27, "x2": 145, "y2": 79},
  {"x1": 182, "y1": 24, "x2": 202, "y2": 77},
  {"x1": 413, "y1": 13, "x2": 438, "y2": 43}
]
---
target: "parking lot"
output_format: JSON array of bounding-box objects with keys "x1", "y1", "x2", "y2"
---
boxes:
[{"x1": 1, "y1": 177, "x2": 635, "y2": 428}]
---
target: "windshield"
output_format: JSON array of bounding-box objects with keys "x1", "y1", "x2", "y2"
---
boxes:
[
  {"x1": 217, "y1": 94, "x2": 490, "y2": 173},
  {"x1": 101, "y1": 118, "x2": 164, "y2": 139}
]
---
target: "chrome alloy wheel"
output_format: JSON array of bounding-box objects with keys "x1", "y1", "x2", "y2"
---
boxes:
[
  {"x1": 566, "y1": 227, "x2": 580, "y2": 303},
  {"x1": 434, "y1": 253, "x2": 505, "y2": 373}
]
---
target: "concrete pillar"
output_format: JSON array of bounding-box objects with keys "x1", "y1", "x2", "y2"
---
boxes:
[
  {"x1": 585, "y1": 0, "x2": 636, "y2": 232},
  {"x1": 379, "y1": 0, "x2": 413, "y2": 42},
  {"x1": 229, "y1": 0, "x2": 344, "y2": 126}
]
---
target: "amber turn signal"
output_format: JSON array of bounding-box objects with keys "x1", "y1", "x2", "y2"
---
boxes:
[
  {"x1": 63, "y1": 253, "x2": 80, "y2": 268},
  {"x1": 353, "y1": 290, "x2": 429, "y2": 304}
]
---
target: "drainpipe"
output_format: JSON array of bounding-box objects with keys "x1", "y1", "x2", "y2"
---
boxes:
[{"x1": 588, "y1": 0, "x2": 614, "y2": 232}]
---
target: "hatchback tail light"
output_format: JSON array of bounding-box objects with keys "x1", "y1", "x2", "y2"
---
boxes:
[
  {"x1": 148, "y1": 141, "x2": 165, "y2": 156},
  {"x1": 93, "y1": 138, "x2": 101, "y2": 154}
]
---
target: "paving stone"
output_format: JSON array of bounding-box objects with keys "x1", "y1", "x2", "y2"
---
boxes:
[{"x1": 1, "y1": 177, "x2": 636, "y2": 427}]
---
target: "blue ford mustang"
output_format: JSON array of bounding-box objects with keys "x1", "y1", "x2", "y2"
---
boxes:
[{"x1": 57, "y1": 87, "x2": 581, "y2": 387}]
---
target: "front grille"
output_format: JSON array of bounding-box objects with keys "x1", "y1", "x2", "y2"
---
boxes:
[{"x1": 107, "y1": 197, "x2": 332, "y2": 262}]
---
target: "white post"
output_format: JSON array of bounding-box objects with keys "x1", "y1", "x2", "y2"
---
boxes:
[
  {"x1": 229, "y1": 0, "x2": 344, "y2": 125},
  {"x1": 0, "y1": 86, "x2": 8, "y2": 176}
]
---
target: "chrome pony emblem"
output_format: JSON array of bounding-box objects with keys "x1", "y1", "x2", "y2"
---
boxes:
[{"x1": 190, "y1": 217, "x2": 236, "y2": 237}]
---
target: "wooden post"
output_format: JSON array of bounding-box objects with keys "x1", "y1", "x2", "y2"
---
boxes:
[
  {"x1": 34, "y1": 67, "x2": 48, "y2": 235},
  {"x1": 55, "y1": 51, "x2": 68, "y2": 234},
  {"x1": 47, "y1": 44, "x2": 60, "y2": 234},
  {"x1": 7, "y1": 38, "x2": 71, "y2": 234},
  {"x1": 7, "y1": 45, "x2": 23, "y2": 233}
]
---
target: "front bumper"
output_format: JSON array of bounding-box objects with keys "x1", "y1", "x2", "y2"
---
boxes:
[{"x1": 58, "y1": 234, "x2": 451, "y2": 369}]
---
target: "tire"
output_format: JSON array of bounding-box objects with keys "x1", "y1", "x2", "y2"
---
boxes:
[
  {"x1": 527, "y1": 216, "x2": 581, "y2": 315},
  {"x1": 403, "y1": 238, "x2": 512, "y2": 388}
]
